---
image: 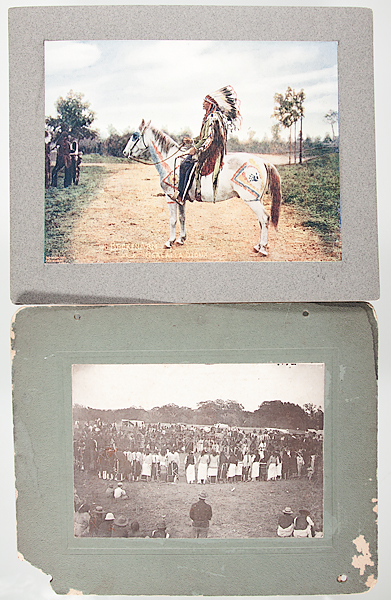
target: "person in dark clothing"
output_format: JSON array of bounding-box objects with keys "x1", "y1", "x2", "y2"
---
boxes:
[
  {"x1": 97, "y1": 512, "x2": 115, "y2": 537},
  {"x1": 277, "y1": 507, "x2": 295, "y2": 537},
  {"x1": 45, "y1": 130, "x2": 51, "y2": 189},
  {"x1": 112, "y1": 515, "x2": 129, "y2": 537},
  {"x1": 51, "y1": 132, "x2": 72, "y2": 188},
  {"x1": 189, "y1": 491, "x2": 212, "y2": 538},
  {"x1": 90, "y1": 506, "x2": 105, "y2": 536},
  {"x1": 128, "y1": 521, "x2": 144, "y2": 537},
  {"x1": 151, "y1": 521, "x2": 170, "y2": 538},
  {"x1": 293, "y1": 509, "x2": 315, "y2": 538}
]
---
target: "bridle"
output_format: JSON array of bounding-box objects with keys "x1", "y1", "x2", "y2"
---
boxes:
[{"x1": 125, "y1": 128, "x2": 188, "y2": 166}]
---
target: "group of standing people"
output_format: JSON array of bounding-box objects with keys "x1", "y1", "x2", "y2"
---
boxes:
[
  {"x1": 185, "y1": 448, "x2": 263, "y2": 484},
  {"x1": 45, "y1": 130, "x2": 82, "y2": 189},
  {"x1": 74, "y1": 418, "x2": 323, "y2": 486}
]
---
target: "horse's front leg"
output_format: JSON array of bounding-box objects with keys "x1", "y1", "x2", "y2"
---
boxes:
[
  {"x1": 176, "y1": 204, "x2": 186, "y2": 245},
  {"x1": 164, "y1": 202, "x2": 178, "y2": 248},
  {"x1": 247, "y1": 200, "x2": 270, "y2": 256}
]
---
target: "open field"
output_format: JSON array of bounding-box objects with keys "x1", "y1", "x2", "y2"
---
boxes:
[
  {"x1": 45, "y1": 153, "x2": 341, "y2": 263},
  {"x1": 74, "y1": 468, "x2": 323, "y2": 539}
]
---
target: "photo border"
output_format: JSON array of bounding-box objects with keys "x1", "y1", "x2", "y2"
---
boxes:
[
  {"x1": 11, "y1": 303, "x2": 377, "y2": 595},
  {"x1": 9, "y1": 5, "x2": 379, "y2": 304},
  {"x1": 67, "y1": 356, "x2": 329, "y2": 551}
]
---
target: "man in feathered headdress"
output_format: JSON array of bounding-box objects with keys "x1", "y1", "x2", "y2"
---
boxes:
[{"x1": 174, "y1": 86, "x2": 241, "y2": 204}]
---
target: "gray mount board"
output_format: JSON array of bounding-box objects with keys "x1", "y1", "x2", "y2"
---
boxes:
[
  {"x1": 12, "y1": 303, "x2": 377, "y2": 595},
  {"x1": 9, "y1": 6, "x2": 379, "y2": 304}
]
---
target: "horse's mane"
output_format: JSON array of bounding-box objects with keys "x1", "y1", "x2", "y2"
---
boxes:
[{"x1": 150, "y1": 126, "x2": 178, "y2": 154}]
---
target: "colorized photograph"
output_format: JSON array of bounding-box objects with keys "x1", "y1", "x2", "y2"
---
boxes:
[
  {"x1": 45, "y1": 40, "x2": 340, "y2": 264},
  {"x1": 72, "y1": 363, "x2": 324, "y2": 539}
]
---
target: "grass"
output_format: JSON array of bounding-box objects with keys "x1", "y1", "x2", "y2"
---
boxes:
[
  {"x1": 75, "y1": 466, "x2": 323, "y2": 539},
  {"x1": 279, "y1": 153, "x2": 341, "y2": 255},
  {"x1": 45, "y1": 163, "x2": 110, "y2": 261},
  {"x1": 81, "y1": 153, "x2": 129, "y2": 164}
]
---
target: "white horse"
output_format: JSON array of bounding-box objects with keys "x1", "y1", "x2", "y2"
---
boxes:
[{"x1": 123, "y1": 119, "x2": 282, "y2": 255}]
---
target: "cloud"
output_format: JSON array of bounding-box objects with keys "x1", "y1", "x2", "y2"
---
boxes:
[
  {"x1": 45, "y1": 41, "x2": 101, "y2": 75},
  {"x1": 45, "y1": 40, "x2": 338, "y2": 139}
]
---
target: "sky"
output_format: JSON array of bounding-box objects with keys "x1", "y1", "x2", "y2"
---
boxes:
[
  {"x1": 45, "y1": 40, "x2": 338, "y2": 142},
  {"x1": 72, "y1": 362, "x2": 325, "y2": 412}
]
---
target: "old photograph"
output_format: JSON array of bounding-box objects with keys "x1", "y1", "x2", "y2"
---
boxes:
[
  {"x1": 73, "y1": 362, "x2": 324, "y2": 539},
  {"x1": 45, "y1": 40, "x2": 340, "y2": 264}
]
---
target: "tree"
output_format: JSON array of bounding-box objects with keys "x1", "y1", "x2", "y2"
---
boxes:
[
  {"x1": 45, "y1": 90, "x2": 97, "y2": 141},
  {"x1": 294, "y1": 89, "x2": 306, "y2": 164},
  {"x1": 274, "y1": 90, "x2": 294, "y2": 163},
  {"x1": 324, "y1": 110, "x2": 339, "y2": 141},
  {"x1": 274, "y1": 87, "x2": 305, "y2": 164}
]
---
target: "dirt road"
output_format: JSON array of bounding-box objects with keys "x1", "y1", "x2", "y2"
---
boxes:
[{"x1": 70, "y1": 161, "x2": 339, "y2": 263}]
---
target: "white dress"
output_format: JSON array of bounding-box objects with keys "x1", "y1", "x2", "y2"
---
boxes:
[
  {"x1": 251, "y1": 458, "x2": 260, "y2": 480},
  {"x1": 141, "y1": 453, "x2": 152, "y2": 477},
  {"x1": 186, "y1": 463, "x2": 196, "y2": 483},
  {"x1": 267, "y1": 459, "x2": 277, "y2": 480},
  {"x1": 208, "y1": 454, "x2": 219, "y2": 478},
  {"x1": 197, "y1": 455, "x2": 209, "y2": 482}
]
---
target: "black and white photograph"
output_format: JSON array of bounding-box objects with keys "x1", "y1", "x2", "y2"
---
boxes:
[{"x1": 73, "y1": 362, "x2": 324, "y2": 539}]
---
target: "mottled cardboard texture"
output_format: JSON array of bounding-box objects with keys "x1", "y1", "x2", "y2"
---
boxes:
[
  {"x1": 9, "y1": 6, "x2": 379, "y2": 303},
  {"x1": 12, "y1": 303, "x2": 377, "y2": 595}
]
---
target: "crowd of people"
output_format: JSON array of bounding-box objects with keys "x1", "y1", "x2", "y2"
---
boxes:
[
  {"x1": 73, "y1": 419, "x2": 323, "y2": 485},
  {"x1": 74, "y1": 500, "x2": 169, "y2": 538},
  {"x1": 74, "y1": 487, "x2": 214, "y2": 539},
  {"x1": 73, "y1": 419, "x2": 322, "y2": 538},
  {"x1": 74, "y1": 484, "x2": 319, "y2": 539}
]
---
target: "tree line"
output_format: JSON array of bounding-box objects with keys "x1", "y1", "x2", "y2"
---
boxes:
[
  {"x1": 74, "y1": 399, "x2": 324, "y2": 431},
  {"x1": 46, "y1": 90, "x2": 338, "y2": 161}
]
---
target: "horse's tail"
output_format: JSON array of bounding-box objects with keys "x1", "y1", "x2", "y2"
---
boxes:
[{"x1": 266, "y1": 163, "x2": 282, "y2": 228}]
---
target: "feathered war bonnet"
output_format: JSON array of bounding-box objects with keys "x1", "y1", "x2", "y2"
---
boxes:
[{"x1": 204, "y1": 86, "x2": 242, "y2": 131}]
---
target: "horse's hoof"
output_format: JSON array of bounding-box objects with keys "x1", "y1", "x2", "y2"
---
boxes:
[
  {"x1": 164, "y1": 241, "x2": 173, "y2": 249},
  {"x1": 175, "y1": 238, "x2": 185, "y2": 245},
  {"x1": 253, "y1": 244, "x2": 267, "y2": 256}
]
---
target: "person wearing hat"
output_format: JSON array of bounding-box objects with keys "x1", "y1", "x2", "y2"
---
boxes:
[
  {"x1": 90, "y1": 506, "x2": 105, "y2": 537},
  {"x1": 293, "y1": 509, "x2": 315, "y2": 538},
  {"x1": 113, "y1": 482, "x2": 128, "y2": 499},
  {"x1": 189, "y1": 491, "x2": 213, "y2": 538},
  {"x1": 97, "y1": 512, "x2": 115, "y2": 537},
  {"x1": 112, "y1": 515, "x2": 129, "y2": 537},
  {"x1": 151, "y1": 521, "x2": 170, "y2": 539},
  {"x1": 173, "y1": 86, "x2": 241, "y2": 204},
  {"x1": 74, "y1": 503, "x2": 91, "y2": 537},
  {"x1": 277, "y1": 507, "x2": 295, "y2": 537}
]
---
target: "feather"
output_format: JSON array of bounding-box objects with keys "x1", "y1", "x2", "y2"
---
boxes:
[{"x1": 206, "y1": 86, "x2": 242, "y2": 130}]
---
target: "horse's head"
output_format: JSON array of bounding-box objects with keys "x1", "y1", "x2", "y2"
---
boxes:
[{"x1": 123, "y1": 119, "x2": 151, "y2": 158}]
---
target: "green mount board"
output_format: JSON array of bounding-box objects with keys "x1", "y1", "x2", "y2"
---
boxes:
[{"x1": 11, "y1": 303, "x2": 377, "y2": 595}]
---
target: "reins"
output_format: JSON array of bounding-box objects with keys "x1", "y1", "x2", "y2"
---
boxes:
[
  {"x1": 127, "y1": 146, "x2": 188, "y2": 167},
  {"x1": 126, "y1": 130, "x2": 188, "y2": 166},
  {"x1": 125, "y1": 128, "x2": 194, "y2": 202}
]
